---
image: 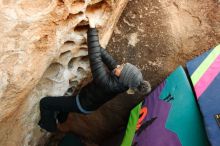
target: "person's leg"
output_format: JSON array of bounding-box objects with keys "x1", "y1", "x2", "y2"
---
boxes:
[
  {"x1": 57, "y1": 112, "x2": 69, "y2": 124},
  {"x1": 38, "y1": 96, "x2": 81, "y2": 132}
]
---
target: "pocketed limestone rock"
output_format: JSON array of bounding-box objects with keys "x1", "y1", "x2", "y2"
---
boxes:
[{"x1": 0, "y1": 0, "x2": 128, "y2": 146}]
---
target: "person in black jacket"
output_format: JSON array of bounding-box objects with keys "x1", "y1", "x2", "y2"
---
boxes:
[{"x1": 38, "y1": 24, "x2": 151, "y2": 132}]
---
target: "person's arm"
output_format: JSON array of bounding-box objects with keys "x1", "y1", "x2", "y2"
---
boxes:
[
  {"x1": 100, "y1": 47, "x2": 118, "y2": 71},
  {"x1": 87, "y1": 28, "x2": 115, "y2": 87}
]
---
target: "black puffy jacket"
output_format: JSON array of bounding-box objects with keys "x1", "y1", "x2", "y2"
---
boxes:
[{"x1": 78, "y1": 28, "x2": 128, "y2": 111}]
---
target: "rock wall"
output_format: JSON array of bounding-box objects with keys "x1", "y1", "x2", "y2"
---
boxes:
[{"x1": 0, "y1": 0, "x2": 128, "y2": 146}]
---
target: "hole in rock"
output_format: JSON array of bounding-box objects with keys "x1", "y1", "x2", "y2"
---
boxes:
[
  {"x1": 87, "y1": 0, "x2": 110, "y2": 10},
  {"x1": 43, "y1": 63, "x2": 65, "y2": 82},
  {"x1": 71, "y1": 0, "x2": 85, "y2": 6},
  {"x1": 66, "y1": 12, "x2": 84, "y2": 20},
  {"x1": 77, "y1": 67, "x2": 86, "y2": 76},
  {"x1": 65, "y1": 87, "x2": 75, "y2": 96},
  {"x1": 68, "y1": 58, "x2": 78, "y2": 69},
  {"x1": 73, "y1": 0, "x2": 85, "y2": 3},
  {"x1": 65, "y1": 40, "x2": 75, "y2": 44},
  {"x1": 74, "y1": 47, "x2": 88, "y2": 57},
  {"x1": 58, "y1": 50, "x2": 73, "y2": 65},
  {"x1": 80, "y1": 56, "x2": 89, "y2": 62},
  {"x1": 64, "y1": 80, "x2": 79, "y2": 96},
  {"x1": 69, "y1": 80, "x2": 79, "y2": 88},
  {"x1": 59, "y1": 50, "x2": 72, "y2": 58},
  {"x1": 80, "y1": 47, "x2": 88, "y2": 51},
  {"x1": 60, "y1": 41, "x2": 75, "y2": 53},
  {"x1": 58, "y1": 0, "x2": 64, "y2": 3},
  {"x1": 74, "y1": 21, "x2": 89, "y2": 32},
  {"x1": 80, "y1": 42, "x2": 87, "y2": 46}
]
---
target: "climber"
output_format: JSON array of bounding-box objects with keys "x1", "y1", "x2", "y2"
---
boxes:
[{"x1": 38, "y1": 20, "x2": 151, "y2": 133}]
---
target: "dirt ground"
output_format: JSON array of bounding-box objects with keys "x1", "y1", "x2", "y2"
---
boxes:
[
  {"x1": 47, "y1": 0, "x2": 220, "y2": 145},
  {"x1": 107, "y1": 0, "x2": 220, "y2": 87}
]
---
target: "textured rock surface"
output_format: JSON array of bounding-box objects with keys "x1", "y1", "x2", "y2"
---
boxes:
[
  {"x1": 59, "y1": 0, "x2": 220, "y2": 146},
  {"x1": 0, "y1": 0, "x2": 128, "y2": 146}
]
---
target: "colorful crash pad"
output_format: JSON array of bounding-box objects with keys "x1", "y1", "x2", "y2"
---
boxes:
[
  {"x1": 186, "y1": 45, "x2": 220, "y2": 146},
  {"x1": 121, "y1": 66, "x2": 210, "y2": 146}
]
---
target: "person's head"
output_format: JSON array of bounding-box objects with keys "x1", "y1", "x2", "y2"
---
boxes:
[{"x1": 114, "y1": 63, "x2": 143, "y2": 88}]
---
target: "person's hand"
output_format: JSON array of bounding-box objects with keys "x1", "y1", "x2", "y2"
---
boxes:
[
  {"x1": 89, "y1": 20, "x2": 95, "y2": 28},
  {"x1": 127, "y1": 81, "x2": 151, "y2": 96},
  {"x1": 126, "y1": 81, "x2": 151, "y2": 99},
  {"x1": 136, "y1": 81, "x2": 151, "y2": 96},
  {"x1": 86, "y1": 9, "x2": 103, "y2": 28},
  {"x1": 86, "y1": 2, "x2": 110, "y2": 28},
  {"x1": 85, "y1": 12, "x2": 95, "y2": 28}
]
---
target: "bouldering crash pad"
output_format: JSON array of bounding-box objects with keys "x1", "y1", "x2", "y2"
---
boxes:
[
  {"x1": 121, "y1": 66, "x2": 210, "y2": 146},
  {"x1": 186, "y1": 44, "x2": 220, "y2": 146}
]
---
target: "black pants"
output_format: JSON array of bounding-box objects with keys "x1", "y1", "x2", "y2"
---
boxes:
[{"x1": 38, "y1": 96, "x2": 82, "y2": 132}]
